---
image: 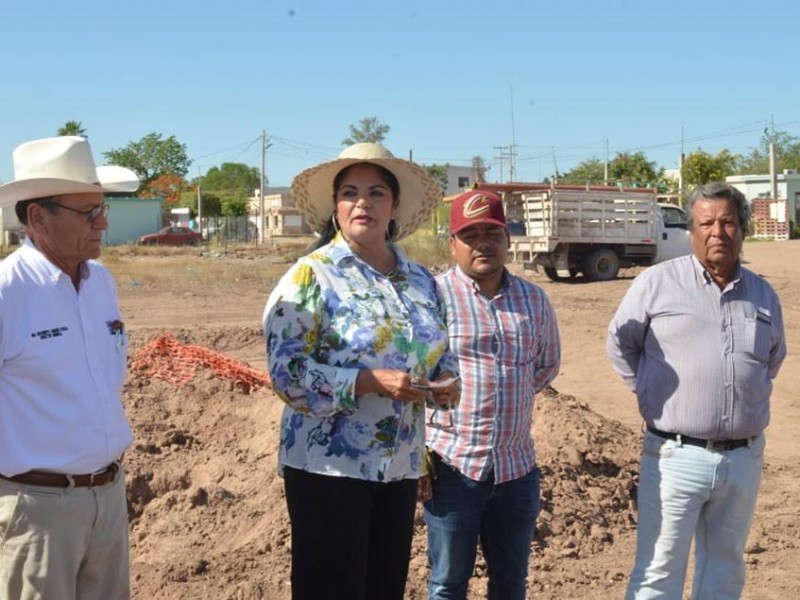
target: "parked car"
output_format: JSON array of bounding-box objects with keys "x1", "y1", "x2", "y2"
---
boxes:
[{"x1": 136, "y1": 226, "x2": 204, "y2": 246}]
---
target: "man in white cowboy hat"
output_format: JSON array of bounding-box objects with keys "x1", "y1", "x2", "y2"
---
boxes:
[{"x1": 0, "y1": 136, "x2": 139, "y2": 599}]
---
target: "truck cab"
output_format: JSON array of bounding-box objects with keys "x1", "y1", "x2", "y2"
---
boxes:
[{"x1": 654, "y1": 203, "x2": 691, "y2": 264}]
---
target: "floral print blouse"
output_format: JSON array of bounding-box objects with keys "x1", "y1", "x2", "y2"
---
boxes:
[{"x1": 263, "y1": 234, "x2": 458, "y2": 482}]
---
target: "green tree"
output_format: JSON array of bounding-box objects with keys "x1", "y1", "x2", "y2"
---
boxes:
[
  {"x1": 561, "y1": 158, "x2": 606, "y2": 185},
  {"x1": 471, "y1": 156, "x2": 488, "y2": 183},
  {"x1": 342, "y1": 116, "x2": 390, "y2": 146},
  {"x1": 220, "y1": 196, "x2": 249, "y2": 216},
  {"x1": 738, "y1": 128, "x2": 800, "y2": 174},
  {"x1": 200, "y1": 163, "x2": 260, "y2": 196},
  {"x1": 610, "y1": 152, "x2": 661, "y2": 187},
  {"x1": 103, "y1": 132, "x2": 191, "y2": 190},
  {"x1": 425, "y1": 164, "x2": 449, "y2": 194},
  {"x1": 57, "y1": 120, "x2": 86, "y2": 137},
  {"x1": 179, "y1": 189, "x2": 222, "y2": 216},
  {"x1": 682, "y1": 149, "x2": 740, "y2": 186}
]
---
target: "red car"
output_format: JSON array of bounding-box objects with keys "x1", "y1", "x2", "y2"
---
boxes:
[{"x1": 136, "y1": 226, "x2": 204, "y2": 246}]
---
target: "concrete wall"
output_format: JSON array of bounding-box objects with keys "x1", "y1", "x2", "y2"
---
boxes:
[{"x1": 104, "y1": 196, "x2": 163, "y2": 245}]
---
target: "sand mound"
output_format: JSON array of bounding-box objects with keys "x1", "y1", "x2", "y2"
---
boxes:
[{"x1": 124, "y1": 330, "x2": 643, "y2": 599}]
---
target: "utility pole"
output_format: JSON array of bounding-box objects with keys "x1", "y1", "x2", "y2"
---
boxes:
[
  {"x1": 552, "y1": 147, "x2": 559, "y2": 185},
  {"x1": 259, "y1": 130, "x2": 271, "y2": 244},
  {"x1": 769, "y1": 142, "x2": 777, "y2": 200},
  {"x1": 678, "y1": 126, "x2": 685, "y2": 202},
  {"x1": 493, "y1": 145, "x2": 510, "y2": 182},
  {"x1": 197, "y1": 184, "x2": 202, "y2": 233},
  {"x1": 604, "y1": 138, "x2": 609, "y2": 186},
  {"x1": 509, "y1": 81, "x2": 517, "y2": 182},
  {"x1": 196, "y1": 164, "x2": 203, "y2": 237}
]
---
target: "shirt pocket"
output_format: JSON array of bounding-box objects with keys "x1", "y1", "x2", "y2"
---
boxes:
[
  {"x1": 498, "y1": 316, "x2": 537, "y2": 366},
  {"x1": 744, "y1": 317, "x2": 771, "y2": 363}
]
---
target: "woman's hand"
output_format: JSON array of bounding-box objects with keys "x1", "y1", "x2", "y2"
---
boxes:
[{"x1": 356, "y1": 369, "x2": 433, "y2": 404}]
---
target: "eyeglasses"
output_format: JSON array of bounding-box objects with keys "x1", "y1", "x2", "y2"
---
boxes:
[
  {"x1": 427, "y1": 405, "x2": 454, "y2": 430},
  {"x1": 426, "y1": 397, "x2": 456, "y2": 430},
  {"x1": 40, "y1": 201, "x2": 110, "y2": 222}
]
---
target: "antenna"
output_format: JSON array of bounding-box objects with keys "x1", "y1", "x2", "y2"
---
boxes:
[{"x1": 509, "y1": 80, "x2": 517, "y2": 182}]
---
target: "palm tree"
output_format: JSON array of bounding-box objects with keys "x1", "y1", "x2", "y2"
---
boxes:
[{"x1": 57, "y1": 120, "x2": 87, "y2": 137}]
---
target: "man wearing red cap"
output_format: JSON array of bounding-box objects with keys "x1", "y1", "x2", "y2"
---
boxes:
[{"x1": 423, "y1": 190, "x2": 561, "y2": 599}]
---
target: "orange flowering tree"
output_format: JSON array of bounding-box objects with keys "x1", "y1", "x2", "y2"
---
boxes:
[{"x1": 140, "y1": 173, "x2": 187, "y2": 206}]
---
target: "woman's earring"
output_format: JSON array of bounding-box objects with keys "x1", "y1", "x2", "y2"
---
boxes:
[
  {"x1": 331, "y1": 214, "x2": 339, "y2": 232},
  {"x1": 386, "y1": 218, "x2": 397, "y2": 241}
]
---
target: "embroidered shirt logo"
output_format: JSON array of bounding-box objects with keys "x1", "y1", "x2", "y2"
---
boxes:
[
  {"x1": 31, "y1": 327, "x2": 68, "y2": 340},
  {"x1": 107, "y1": 320, "x2": 126, "y2": 351},
  {"x1": 462, "y1": 194, "x2": 492, "y2": 219}
]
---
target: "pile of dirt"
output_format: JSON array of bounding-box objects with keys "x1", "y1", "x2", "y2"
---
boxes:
[{"x1": 124, "y1": 330, "x2": 642, "y2": 599}]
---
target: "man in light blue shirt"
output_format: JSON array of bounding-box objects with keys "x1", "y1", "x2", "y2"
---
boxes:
[{"x1": 607, "y1": 182, "x2": 786, "y2": 599}]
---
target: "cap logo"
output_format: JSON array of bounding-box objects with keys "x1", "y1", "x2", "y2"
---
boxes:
[{"x1": 462, "y1": 194, "x2": 491, "y2": 219}]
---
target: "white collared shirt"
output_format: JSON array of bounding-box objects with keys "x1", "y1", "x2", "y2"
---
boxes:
[{"x1": 0, "y1": 239, "x2": 132, "y2": 476}]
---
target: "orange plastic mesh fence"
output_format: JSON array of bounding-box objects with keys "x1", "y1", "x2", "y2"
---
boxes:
[{"x1": 130, "y1": 333, "x2": 271, "y2": 393}]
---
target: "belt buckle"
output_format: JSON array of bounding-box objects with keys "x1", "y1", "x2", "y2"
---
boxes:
[{"x1": 706, "y1": 439, "x2": 731, "y2": 452}]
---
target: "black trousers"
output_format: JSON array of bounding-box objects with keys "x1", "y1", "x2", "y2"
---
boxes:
[{"x1": 283, "y1": 466, "x2": 418, "y2": 600}]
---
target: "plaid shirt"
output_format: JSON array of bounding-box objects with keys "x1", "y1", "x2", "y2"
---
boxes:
[{"x1": 426, "y1": 267, "x2": 560, "y2": 483}]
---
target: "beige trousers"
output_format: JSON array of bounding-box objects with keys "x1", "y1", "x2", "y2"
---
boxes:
[{"x1": 0, "y1": 467, "x2": 130, "y2": 600}]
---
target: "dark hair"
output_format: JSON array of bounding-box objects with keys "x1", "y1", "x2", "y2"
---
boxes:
[
  {"x1": 14, "y1": 196, "x2": 57, "y2": 226},
  {"x1": 314, "y1": 162, "x2": 401, "y2": 249},
  {"x1": 685, "y1": 182, "x2": 750, "y2": 235}
]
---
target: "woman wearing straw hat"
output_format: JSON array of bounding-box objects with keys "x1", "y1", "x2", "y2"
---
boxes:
[{"x1": 263, "y1": 143, "x2": 460, "y2": 600}]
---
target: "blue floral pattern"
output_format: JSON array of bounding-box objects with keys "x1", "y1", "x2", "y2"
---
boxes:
[{"x1": 264, "y1": 234, "x2": 458, "y2": 482}]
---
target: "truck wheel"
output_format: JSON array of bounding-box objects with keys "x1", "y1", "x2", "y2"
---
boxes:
[
  {"x1": 582, "y1": 249, "x2": 620, "y2": 281},
  {"x1": 544, "y1": 267, "x2": 579, "y2": 282},
  {"x1": 543, "y1": 267, "x2": 561, "y2": 281}
]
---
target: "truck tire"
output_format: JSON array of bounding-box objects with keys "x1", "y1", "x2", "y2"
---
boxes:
[
  {"x1": 544, "y1": 267, "x2": 579, "y2": 282},
  {"x1": 543, "y1": 267, "x2": 560, "y2": 281},
  {"x1": 582, "y1": 249, "x2": 620, "y2": 281}
]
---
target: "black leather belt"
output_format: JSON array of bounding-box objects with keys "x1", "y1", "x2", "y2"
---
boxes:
[
  {"x1": 0, "y1": 463, "x2": 119, "y2": 488},
  {"x1": 647, "y1": 426, "x2": 751, "y2": 452}
]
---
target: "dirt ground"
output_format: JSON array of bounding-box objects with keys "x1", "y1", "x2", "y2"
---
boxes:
[{"x1": 117, "y1": 239, "x2": 800, "y2": 600}]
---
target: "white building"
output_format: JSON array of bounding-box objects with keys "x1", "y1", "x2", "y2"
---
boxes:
[
  {"x1": 248, "y1": 187, "x2": 312, "y2": 236},
  {"x1": 437, "y1": 165, "x2": 480, "y2": 196},
  {"x1": 726, "y1": 170, "x2": 800, "y2": 233}
]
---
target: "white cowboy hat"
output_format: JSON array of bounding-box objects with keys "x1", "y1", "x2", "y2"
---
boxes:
[
  {"x1": 291, "y1": 142, "x2": 443, "y2": 239},
  {"x1": 0, "y1": 136, "x2": 140, "y2": 208}
]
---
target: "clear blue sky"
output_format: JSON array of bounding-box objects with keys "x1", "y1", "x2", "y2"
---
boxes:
[{"x1": 2, "y1": 1, "x2": 798, "y2": 187}]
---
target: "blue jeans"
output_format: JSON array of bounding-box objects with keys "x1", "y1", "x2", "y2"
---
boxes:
[
  {"x1": 627, "y1": 430, "x2": 766, "y2": 600},
  {"x1": 423, "y1": 455, "x2": 540, "y2": 600}
]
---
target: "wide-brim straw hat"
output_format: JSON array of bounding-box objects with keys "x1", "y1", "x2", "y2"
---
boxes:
[
  {"x1": 291, "y1": 143, "x2": 442, "y2": 240},
  {"x1": 0, "y1": 136, "x2": 140, "y2": 208}
]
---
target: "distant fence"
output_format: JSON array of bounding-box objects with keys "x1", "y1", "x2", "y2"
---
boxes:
[{"x1": 199, "y1": 215, "x2": 259, "y2": 244}]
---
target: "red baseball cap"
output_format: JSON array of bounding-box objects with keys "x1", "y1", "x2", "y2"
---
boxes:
[{"x1": 449, "y1": 191, "x2": 507, "y2": 234}]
